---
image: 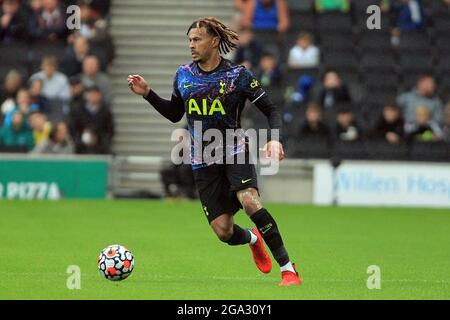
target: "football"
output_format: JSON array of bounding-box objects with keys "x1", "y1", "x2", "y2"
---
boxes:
[{"x1": 98, "y1": 244, "x2": 135, "y2": 281}]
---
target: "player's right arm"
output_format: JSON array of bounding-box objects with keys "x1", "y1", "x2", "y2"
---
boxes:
[{"x1": 127, "y1": 74, "x2": 185, "y2": 123}]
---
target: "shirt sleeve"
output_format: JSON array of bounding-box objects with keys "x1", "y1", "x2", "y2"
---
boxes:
[{"x1": 143, "y1": 71, "x2": 185, "y2": 123}]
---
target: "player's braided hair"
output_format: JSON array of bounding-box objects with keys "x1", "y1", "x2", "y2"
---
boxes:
[{"x1": 187, "y1": 17, "x2": 239, "y2": 55}]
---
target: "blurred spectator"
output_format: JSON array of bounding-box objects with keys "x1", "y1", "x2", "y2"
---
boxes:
[
  {"x1": 0, "y1": 111, "x2": 34, "y2": 151},
  {"x1": 298, "y1": 102, "x2": 329, "y2": 140},
  {"x1": 29, "y1": 111, "x2": 51, "y2": 146},
  {"x1": 0, "y1": 0, "x2": 27, "y2": 42},
  {"x1": 1, "y1": 69, "x2": 23, "y2": 115},
  {"x1": 29, "y1": 55, "x2": 71, "y2": 102},
  {"x1": 234, "y1": 0, "x2": 250, "y2": 12},
  {"x1": 32, "y1": 120, "x2": 74, "y2": 154},
  {"x1": 83, "y1": 0, "x2": 111, "y2": 18},
  {"x1": 242, "y1": 0, "x2": 290, "y2": 33},
  {"x1": 397, "y1": 75, "x2": 443, "y2": 126},
  {"x1": 63, "y1": 35, "x2": 91, "y2": 77},
  {"x1": 69, "y1": 75, "x2": 85, "y2": 111},
  {"x1": 370, "y1": 103, "x2": 405, "y2": 144},
  {"x1": 29, "y1": 0, "x2": 68, "y2": 41},
  {"x1": 3, "y1": 88, "x2": 39, "y2": 127},
  {"x1": 315, "y1": 0, "x2": 350, "y2": 13},
  {"x1": 288, "y1": 32, "x2": 320, "y2": 69},
  {"x1": 314, "y1": 70, "x2": 351, "y2": 110},
  {"x1": 28, "y1": 78, "x2": 49, "y2": 113},
  {"x1": 233, "y1": 27, "x2": 264, "y2": 71},
  {"x1": 255, "y1": 52, "x2": 282, "y2": 87},
  {"x1": 77, "y1": 1, "x2": 114, "y2": 63},
  {"x1": 443, "y1": 102, "x2": 450, "y2": 142},
  {"x1": 232, "y1": 0, "x2": 251, "y2": 30},
  {"x1": 388, "y1": 0, "x2": 426, "y2": 32},
  {"x1": 69, "y1": 85, "x2": 114, "y2": 154},
  {"x1": 79, "y1": 55, "x2": 112, "y2": 104},
  {"x1": 333, "y1": 107, "x2": 361, "y2": 142},
  {"x1": 285, "y1": 74, "x2": 315, "y2": 110},
  {"x1": 406, "y1": 106, "x2": 444, "y2": 142}
]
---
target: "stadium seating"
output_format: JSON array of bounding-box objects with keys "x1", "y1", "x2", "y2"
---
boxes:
[
  {"x1": 1, "y1": 0, "x2": 449, "y2": 170},
  {"x1": 357, "y1": 29, "x2": 392, "y2": 51},
  {"x1": 291, "y1": 137, "x2": 330, "y2": 159},
  {"x1": 410, "y1": 142, "x2": 450, "y2": 162}
]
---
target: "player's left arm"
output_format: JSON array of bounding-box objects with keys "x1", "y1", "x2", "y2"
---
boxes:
[{"x1": 239, "y1": 69, "x2": 285, "y2": 161}]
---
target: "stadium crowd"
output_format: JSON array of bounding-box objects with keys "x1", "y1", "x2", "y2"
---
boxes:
[
  {"x1": 0, "y1": 0, "x2": 449, "y2": 162},
  {"x1": 0, "y1": 0, "x2": 114, "y2": 154},
  {"x1": 231, "y1": 0, "x2": 450, "y2": 161}
]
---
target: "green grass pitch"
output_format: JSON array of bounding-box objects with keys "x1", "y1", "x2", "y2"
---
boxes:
[{"x1": 0, "y1": 200, "x2": 449, "y2": 300}]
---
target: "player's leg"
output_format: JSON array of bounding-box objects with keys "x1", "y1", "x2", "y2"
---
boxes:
[
  {"x1": 193, "y1": 164, "x2": 255, "y2": 246},
  {"x1": 237, "y1": 187, "x2": 302, "y2": 285},
  {"x1": 209, "y1": 213, "x2": 254, "y2": 246}
]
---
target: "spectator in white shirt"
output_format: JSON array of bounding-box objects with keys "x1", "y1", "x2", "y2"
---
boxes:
[
  {"x1": 30, "y1": 55, "x2": 71, "y2": 102},
  {"x1": 288, "y1": 32, "x2": 320, "y2": 69},
  {"x1": 29, "y1": 55, "x2": 71, "y2": 120}
]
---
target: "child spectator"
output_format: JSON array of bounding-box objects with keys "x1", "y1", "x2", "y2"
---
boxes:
[
  {"x1": 333, "y1": 107, "x2": 361, "y2": 142},
  {"x1": 370, "y1": 103, "x2": 405, "y2": 144},
  {"x1": 288, "y1": 32, "x2": 320, "y2": 69},
  {"x1": 298, "y1": 102, "x2": 329, "y2": 140},
  {"x1": 255, "y1": 52, "x2": 282, "y2": 87},
  {"x1": 406, "y1": 106, "x2": 444, "y2": 142},
  {"x1": 32, "y1": 120, "x2": 74, "y2": 154},
  {"x1": 29, "y1": 111, "x2": 52, "y2": 147},
  {"x1": 314, "y1": 70, "x2": 351, "y2": 110}
]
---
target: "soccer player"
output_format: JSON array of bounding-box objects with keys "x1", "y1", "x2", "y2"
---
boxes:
[{"x1": 128, "y1": 17, "x2": 301, "y2": 286}]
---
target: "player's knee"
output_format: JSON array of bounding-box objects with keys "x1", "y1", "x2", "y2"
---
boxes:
[
  {"x1": 211, "y1": 222, "x2": 233, "y2": 242},
  {"x1": 237, "y1": 188, "x2": 262, "y2": 216},
  {"x1": 242, "y1": 200, "x2": 260, "y2": 216},
  {"x1": 216, "y1": 228, "x2": 233, "y2": 242}
]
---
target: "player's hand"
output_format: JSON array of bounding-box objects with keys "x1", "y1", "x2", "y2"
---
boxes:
[
  {"x1": 127, "y1": 74, "x2": 150, "y2": 97},
  {"x1": 263, "y1": 140, "x2": 285, "y2": 161}
]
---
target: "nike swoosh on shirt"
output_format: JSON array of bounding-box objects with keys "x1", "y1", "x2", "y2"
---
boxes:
[{"x1": 183, "y1": 83, "x2": 193, "y2": 88}]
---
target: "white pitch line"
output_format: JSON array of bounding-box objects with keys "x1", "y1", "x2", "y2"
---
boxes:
[{"x1": 0, "y1": 273, "x2": 449, "y2": 284}]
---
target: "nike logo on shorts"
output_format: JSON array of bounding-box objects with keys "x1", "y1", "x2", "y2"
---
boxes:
[{"x1": 241, "y1": 178, "x2": 252, "y2": 184}]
